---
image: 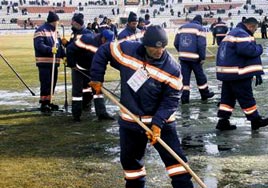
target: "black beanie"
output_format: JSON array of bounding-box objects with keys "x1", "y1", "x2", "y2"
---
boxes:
[
  {"x1": 143, "y1": 25, "x2": 168, "y2": 48},
  {"x1": 128, "y1": 11, "x2": 138, "y2": 22},
  {"x1": 72, "y1": 13, "x2": 84, "y2": 26},
  {"x1": 193, "y1": 15, "x2": 202, "y2": 24},
  {"x1": 47, "y1": 11, "x2": 59, "y2": 23}
]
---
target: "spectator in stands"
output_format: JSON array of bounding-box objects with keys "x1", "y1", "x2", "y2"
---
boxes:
[
  {"x1": 213, "y1": 17, "x2": 228, "y2": 45},
  {"x1": 33, "y1": 11, "x2": 65, "y2": 113},
  {"x1": 117, "y1": 7, "x2": 119, "y2": 15},
  {"x1": 91, "y1": 17, "x2": 99, "y2": 33},
  {"x1": 118, "y1": 12, "x2": 142, "y2": 41},
  {"x1": 242, "y1": 16, "x2": 246, "y2": 23},
  {"x1": 174, "y1": 15, "x2": 214, "y2": 104}
]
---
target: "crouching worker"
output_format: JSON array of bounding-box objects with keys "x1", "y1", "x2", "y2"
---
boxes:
[
  {"x1": 89, "y1": 25, "x2": 193, "y2": 188},
  {"x1": 216, "y1": 17, "x2": 268, "y2": 131}
]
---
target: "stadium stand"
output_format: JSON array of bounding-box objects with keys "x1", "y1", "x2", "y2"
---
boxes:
[{"x1": 0, "y1": 0, "x2": 267, "y2": 31}]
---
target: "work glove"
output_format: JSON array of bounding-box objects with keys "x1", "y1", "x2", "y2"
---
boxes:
[
  {"x1": 62, "y1": 57, "x2": 67, "y2": 66},
  {"x1": 146, "y1": 124, "x2": 161, "y2": 145},
  {"x1": 255, "y1": 75, "x2": 263, "y2": 86},
  {"x1": 52, "y1": 47, "x2": 58, "y2": 54},
  {"x1": 61, "y1": 37, "x2": 68, "y2": 46},
  {"x1": 89, "y1": 81, "x2": 102, "y2": 95}
]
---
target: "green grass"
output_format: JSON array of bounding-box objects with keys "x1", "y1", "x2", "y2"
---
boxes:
[{"x1": 0, "y1": 32, "x2": 220, "y2": 188}]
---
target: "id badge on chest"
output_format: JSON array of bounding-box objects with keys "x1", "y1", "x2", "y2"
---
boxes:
[{"x1": 127, "y1": 68, "x2": 149, "y2": 92}]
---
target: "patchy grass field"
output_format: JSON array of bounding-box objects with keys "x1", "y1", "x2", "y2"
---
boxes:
[{"x1": 1, "y1": 31, "x2": 267, "y2": 188}]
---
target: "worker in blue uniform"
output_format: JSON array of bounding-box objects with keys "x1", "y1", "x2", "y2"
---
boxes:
[
  {"x1": 90, "y1": 25, "x2": 194, "y2": 188},
  {"x1": 174, "y1": 14, "x2": 214, "y2": 104},
  {"x1": 216, "y1": 17, "x2": 268, "y2": 131},
  {"x1": 213, "y1": 17, "x2": 228, "y2": 45},
  {"x1": 33, "y1": 11, "x2": 65, "y2": 113},
  {"x1": 118, "y1": 11, "x2": 143, "y2": 42}
]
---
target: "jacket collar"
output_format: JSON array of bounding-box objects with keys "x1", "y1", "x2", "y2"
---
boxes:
[{"x1": 236, "y1": 22, "x2": 254, "y2": 36}]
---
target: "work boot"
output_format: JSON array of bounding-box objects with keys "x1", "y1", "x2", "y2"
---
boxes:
[
  {"x1": 98, "y1": 113, "x2": 115, "y2": 121},
  {"x1": 72, "y1": 100, "x2": 82, "y2": 122},
  {"x1": 200, "y1": 89, "x2": 215, "y2": 101},
  {"x1": 40, "y1": 100, "x2": 51, "y2": 113},
  {"x1": 251, "y1": 117, "x2": 268, "y2": 130},
  {"x1": 181, "y1": 90, "x2": 190, "y2": 104},
  {"x1": 49, "y1": 103, "x2": 59, "y2": 111},
  {"x1": 40, "y1": 104, "x2": 51, "y2": 113},
  {"x1": 216, "y1": 119, "x2": 237, "y2": 131}
]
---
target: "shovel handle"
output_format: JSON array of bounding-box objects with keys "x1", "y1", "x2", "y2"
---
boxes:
[{"x1": 101, "y1": 87, "x2": 207, "y2": 188}]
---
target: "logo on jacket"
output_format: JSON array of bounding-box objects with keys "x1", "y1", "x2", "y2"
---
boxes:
[
  {"x1": 219, "y1": 43, "x2": 227, "y2": 60},
  {"x1": 181, "y1": 34, "x2": 192, "y2": 47}
]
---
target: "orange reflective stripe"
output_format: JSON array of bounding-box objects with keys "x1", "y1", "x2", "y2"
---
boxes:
[
  {"x1": 178, "y1": 52, "x2": 199, "y2": 59},
  {"x1": 36, "y1": 57, "x2": 61, "y2": 63},
  {"x1": 166, "y1": 164, "x2": 188, "y2": 176},
  {"x1": 243, "y1": 105, "x2": 257, "y2": 115},
  {"x1": 72, "y1": 97, "x2": 83, "y2": 101},
  {"x1": 215, "y1": 23, "x2": 227, "y2": 27},
  {"x1": 40, "y1": 95, "x2": 51, "y2": 101},
  {"x1": 83, "y1": 88, "x2": 92, "y2": 93},
  {"x1": 118, "y1": 31, "x2": 145, "y2": 43},
  {"x1": 110, "y1": 42, "x2": 183, "y2": 90},
  {"x1": 217, "y1": 65, "x2": 263, "y2": 75},
  {"x1": 93, "y1": 94, "x2": 104, "y2": 99},
  {"x1": 120, "y1": 110, "x2": 176, "y2": 124},
  {"x1": 177, "y1": 28, "x2": 206, "y2": 37},
  {"x1": 219, "y1": 104, "x2": 233, "y2": 112},
  {"x1": 34, "y1": 31, "x2": 57, "y2": 38},
  {"x1": 222, "y1": 35, "x2": 255, "y2": 43},
  {"x1": 216, "y1": 34, "x2": 227, "y2": 37},
  {"x1": 198, "y1": 83, "x2": 208, "y2": 89},
  {"x1": 75, "y1": 39, "x2": 98, "y2": 53},
  {"x1": 124, "y1": 167, "x2": 146, "y2": 180},
  {"x1": 183, "y1": 85, "x2": 190, "y2": 90}
]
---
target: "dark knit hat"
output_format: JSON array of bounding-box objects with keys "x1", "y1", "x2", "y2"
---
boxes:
[
  {"x1": 128, "y1": 11, "x2": 138, "y2": 22},
  {"x1": 143, "y1": 25, "x2": 168, "y2": 48},
  {"x1": 138, "y1": 17, "x2": 145, "y2": 23},
  {"x1": 101, "y1": 29, "x2": 114, "y2": 42},
  {"x1": 193, "y1": 14, "x2": 202, "y2": 24},
  {"x1": 72, "y1": 13, "x2": 84, "y2": 26},
  {"x1": 47, "y1": 11, "x2": 59, "y2": 23}
]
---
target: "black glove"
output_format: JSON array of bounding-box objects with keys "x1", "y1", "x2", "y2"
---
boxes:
[{"x1": 255, "y1": 75, "x2": 263, "y2": 86}]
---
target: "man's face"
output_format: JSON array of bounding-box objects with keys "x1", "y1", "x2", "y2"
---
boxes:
[
  {"x1": 71, "y1": 20, "x2": 81, "y2": 30},
  {"x1": 51, "y1": 21, "x2": 59, "y2": 28},
  {"x1": 247, "y1": 24, "x2": 258, "y2": 34},
  {"x1": 128, "y1": 21, "x2": 138, "y2": 30},
  {"x1": 145, "y1": 46, "x2": 165, "y2": 59}
]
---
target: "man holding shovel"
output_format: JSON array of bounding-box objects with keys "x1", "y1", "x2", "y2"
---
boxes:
[
  {"x1": 33, "y1": 11, "x2": 65, "y2": 113},
  {"x1": 90, "y1": 25, "x2": 194, "y2": 188}
]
